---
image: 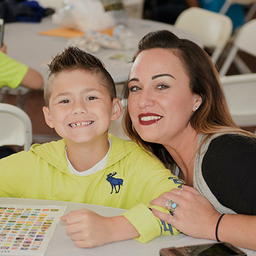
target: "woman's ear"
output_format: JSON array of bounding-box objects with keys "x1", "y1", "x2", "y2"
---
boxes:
[
  {"x1": 43, "y1": 106, "x2": 54, "y2": 128},
  {"x1": 193, "y1": 94, "x2": 202, "y2": 111},
  {"x1": 111, "y1": 98, "x2": 123, "y2": 121}
]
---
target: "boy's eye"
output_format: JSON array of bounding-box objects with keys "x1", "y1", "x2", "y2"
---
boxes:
[
  {"x1": 60, "y1": 99, "x2": 70, "y2": 104},
  {"x1": 86, "y1": 96, "x2": 97, "y2": 101},
  {"x1": 157, "y1": 84, "x2": 170, "y2": 90},
  {"x1": 129, "y1": 86, "x2": 140, "y2": 92}
]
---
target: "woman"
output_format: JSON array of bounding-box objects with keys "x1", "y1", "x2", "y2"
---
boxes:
[{"x1": 122, "y1": 30, "x2": 256, "y2": 250}]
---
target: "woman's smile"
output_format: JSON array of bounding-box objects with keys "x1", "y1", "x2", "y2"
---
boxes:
[{"x1": 138, "y1": 113, "x2": 163, "y2": 125}]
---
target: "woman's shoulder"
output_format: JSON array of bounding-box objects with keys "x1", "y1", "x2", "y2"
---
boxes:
[
  {"x1": 202, "y1": 133, "x2": 256, "y2": 167},
  {"x1": 207, "y1": 133, "x2": 256, "y2": 154},
  {"x1": 202, "y1": 133, "x2": 256, "y2": 213}
]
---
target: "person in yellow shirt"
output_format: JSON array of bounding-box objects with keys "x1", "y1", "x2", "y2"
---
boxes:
[
  {"x1": 0, "y1": 43, "x2": 43, "y2": 89},
  {"x1": 0, "y1": 43, "x2": 44, "y2": 158}
]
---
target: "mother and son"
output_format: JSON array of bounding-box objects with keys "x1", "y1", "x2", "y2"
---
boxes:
[{"x1": 0, "y1": 30, "x2": 255, "y2": 250}]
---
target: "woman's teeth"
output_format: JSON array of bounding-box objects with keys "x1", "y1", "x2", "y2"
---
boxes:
[{"x1": 140, "y1": 116, "x2": 161, "y2": 121}]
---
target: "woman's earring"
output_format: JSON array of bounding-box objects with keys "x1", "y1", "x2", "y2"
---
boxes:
[{"x1": 195, "y1": 106, "x2": 199, "y2": 111}]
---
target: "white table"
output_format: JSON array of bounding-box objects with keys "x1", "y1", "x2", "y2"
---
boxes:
[
  {"x1": 0, "y1": 197, "x2": 254, "y2": 256},
  {"x1": 4, "y1": 17, "x2": 202, "y2": 85}
]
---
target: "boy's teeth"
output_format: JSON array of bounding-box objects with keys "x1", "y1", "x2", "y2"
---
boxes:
[
  {"x1": 70, "y1": 121, "x2": 93, "y2": 127},
  {"x1": 140, "y1": 116, "x2": 161, "y2": 121}
]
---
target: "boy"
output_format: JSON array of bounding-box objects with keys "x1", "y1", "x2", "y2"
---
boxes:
[{"x1": 0, "y1": 47, "x2": 183, "y2": 248}]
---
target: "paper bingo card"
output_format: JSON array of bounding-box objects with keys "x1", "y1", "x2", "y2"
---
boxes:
[{"x1": 0, "y1": 204, "x2": 67, "y2": 255}]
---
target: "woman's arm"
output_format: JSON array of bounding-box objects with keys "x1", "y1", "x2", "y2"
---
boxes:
[
  {"x1": 151, "y1": 186, "x2": 256, "y2": 250},
  {"x1": 218, "y1": 213, "x2": 256, "y2": 250}
]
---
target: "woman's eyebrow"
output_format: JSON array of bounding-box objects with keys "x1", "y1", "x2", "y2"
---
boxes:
[
  {"x1": 152, "y1": 74, "x2": 176, "y2": 80},
  {"x1": 127, "y1": 78, "x2": 139, "y2": 84}
]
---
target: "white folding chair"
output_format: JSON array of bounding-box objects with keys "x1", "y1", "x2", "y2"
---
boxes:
[
  {"x1": 0, "y1": 103, "x2": 33, "y2": 151},
  {"x1": 0, "y1": 87, "x2": 30, "y2": 110},
  {"x1": 174, "y1": 7, "x2": 233, "y2": 64},
  {"x1": 220, "y1": 73, "x2": 256, "y2": 132},
  {"x1": 219, "y1": 19, "x2": 256, "y2": 76},
  {"x1": 219, "y1": 0, "x2": 256, "y2": 21}
]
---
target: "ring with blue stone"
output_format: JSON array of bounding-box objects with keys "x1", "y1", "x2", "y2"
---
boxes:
[{"x1": 165, "y1": 199, "x2": 178, "y2": 213}]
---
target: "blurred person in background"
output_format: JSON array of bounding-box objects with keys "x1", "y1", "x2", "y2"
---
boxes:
[
  {"x1": 0, "y1": 43, "x2": 44, "y2": 158},
  {"x1": 0, "y1": 43, "x2": 44, "y2": 90},
  {"x1": 144, "y1": 0, "x2": 244, "y2": 30},
  {"x1": 143, "y1": 0, "x2": 199, "y2": 24}
]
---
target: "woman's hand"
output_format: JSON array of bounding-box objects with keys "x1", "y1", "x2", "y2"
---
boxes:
[
  {"x1": 61, "y1": 208, "x2": 139, "y2": 248},
  {"x1": 151, "y1": 185, "x2": 220, "y2": 240}
]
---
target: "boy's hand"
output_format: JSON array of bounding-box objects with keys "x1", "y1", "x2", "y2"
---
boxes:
[
  {"x1": 61, "y1": 208, "x2": 139, "y2": 248},
  {"x1": 61, "y1": 208, "x2": 114, "y2": 248}
]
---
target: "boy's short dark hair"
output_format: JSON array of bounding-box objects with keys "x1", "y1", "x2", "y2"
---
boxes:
[{"x1": 44, "y1": 46, "x2": 116, "y2": 107}]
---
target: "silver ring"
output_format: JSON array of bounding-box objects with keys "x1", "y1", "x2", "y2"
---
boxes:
[
  {"x1": 172, "y1": 216, "x2": 175, "y2": 226},
  {"x1": 165, "y1": 199, "x2": 172, "y2": 209},
  {"x1": 178, "y1": 188, "x2": 183, "y2": 196},
  {"x1": 165, "y1": 199, "x2": 178, "y2": 213}
]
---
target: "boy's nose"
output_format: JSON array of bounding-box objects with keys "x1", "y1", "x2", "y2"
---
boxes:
[{"x1": 72, "y1": 101, "x2": 87, "y2": 114}]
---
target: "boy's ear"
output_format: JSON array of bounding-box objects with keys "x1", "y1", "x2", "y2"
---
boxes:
[
  {"x1": 111, "y1": 98, "x2": 122, "y2": 121},
  {"x1": 43, "y1": 106, "x2": 54, "y2": 128}
]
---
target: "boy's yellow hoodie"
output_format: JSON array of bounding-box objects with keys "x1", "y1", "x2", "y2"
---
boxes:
[{"x1": 0, "y1": 134, "x2": 183, "y2": 243}]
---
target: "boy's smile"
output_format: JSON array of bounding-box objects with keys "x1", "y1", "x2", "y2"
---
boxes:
[
  {"x1": 43, "y1": 69, "x2": 119, "y2": 147},
  {"x1": 69, "y1": 121, "x2": 94, "y2": 128}
]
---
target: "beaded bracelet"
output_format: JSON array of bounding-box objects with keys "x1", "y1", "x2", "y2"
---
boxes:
[{"x1": 215, "y1": 213, "x2": 225, "y2": 242}]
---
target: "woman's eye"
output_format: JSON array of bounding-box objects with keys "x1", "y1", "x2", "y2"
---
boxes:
[
  {"x1": 157, "y1": 84, "x2": 170, "y2": 90},
  {"x1": 86, "y1": 96, "x2": 97, "y2": 101},
  {"x1": 129, "y1": 86, "x2": 140, "y2": 92}
]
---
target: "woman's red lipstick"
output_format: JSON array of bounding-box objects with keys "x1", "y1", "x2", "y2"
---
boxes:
[{"x1": 138, "y1": 113, "x2": 163, "y2": 125}]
